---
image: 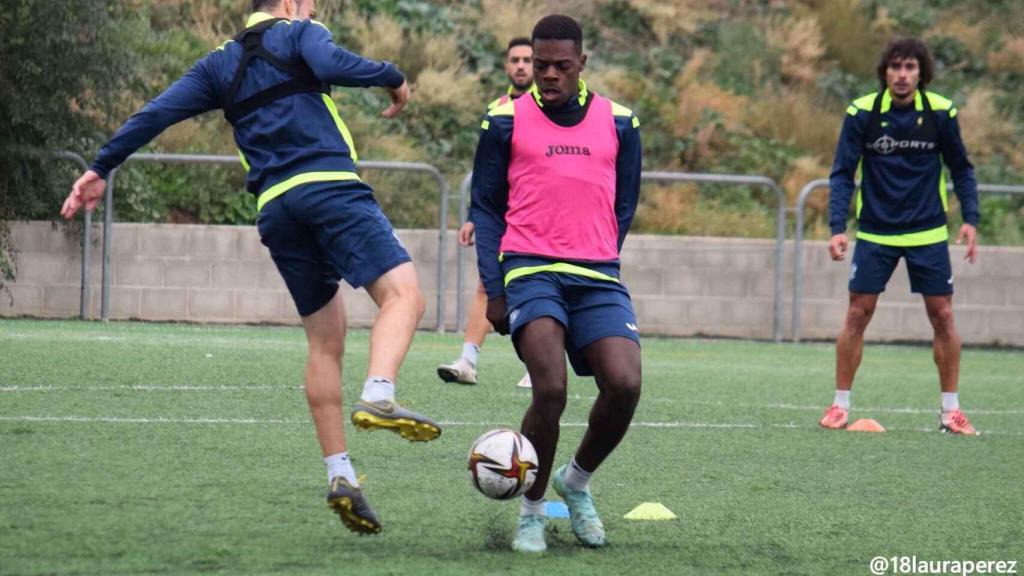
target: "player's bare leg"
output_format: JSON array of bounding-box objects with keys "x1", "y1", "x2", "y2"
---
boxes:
[
  {"x1": 301, "y1": 292, "x2": 383, "y2": 534},
  {"x1": 820, "y1": 292, "x2": 878, "y2": 429},
  {"x1": 552, "y1": 336, "x2": 640, "y2": 548},
  {"x1": 351, "y1": 262, "x2": 441, "y2": 442},
  {"x1": 301, "y1": 291, "x2": 349, "y2": 457},
  {"x1": 438, "y1": 281, "x2": 489, "y2": 385},
  {"x1": 511, "y1": 317, "x2": 567, "y2": 553},
  {"x1": 574, "y1": 337, "x2": 641, "y2": 471},
  {"x1": 924, "y1": 295, "x2": 977, "y2": 434},
  {"x1": 518, "y1": 317, "x2": 569, "y2": 502}
]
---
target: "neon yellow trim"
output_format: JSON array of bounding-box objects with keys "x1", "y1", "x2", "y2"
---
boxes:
[
  {"x1": 321, "y1": 94, "x2": 358, "y2": 163},
  {"x1": 311, "y1": 20, "x2": 330, "y2": 32},
  {"x1": 949, "y1": 107, "x2": 957, "y2": 118},
  {"x1": 577, "y1": 79, "x2": 589, "y2": 105},
  {"x1": 611, "y1": 102, "x2": 633, "y2": 117},
  {"x1": 246, "y1": 12, "x2": 278, "y2": 27},
  {"x1": 529, "y1": 79, "x2": 588, "y2": 108},
  {"x1": 489, "y1": 100, "x2": 515, "y2": 117},
  {"x1": 940, "y1": 170, "x2": 948, "y2": 211},
  {"x1": 498, "y1": 252, "x2": 505, "y2": 263},
  {"x1": 855, "y1": 158, "x2": 863, "y2": 218},
  {"x1": 881, "y1": 90, "x2": 893, "y2": 113},
  {"x1": 238, "y1": 150, "x2": 250, "y2": 172},
  {"x1": 852, "y1": 92, "x2": 878, "y2": 113},
  {"x1": 257, "y1": 171, "x2": 361, "y2": 211},
  {"x1": 913, "y1": 89, "x2": 923, "y2": 111},
  {"x1": 856, "y1": 225, "x2": 949, "y2": 247},
  {"x1": 846, "y1": 105, "x2": 858, "y2": 116},
  {"x1": 611, "y1": 100, "x2": 639, "y2": 127},
  {"x1": 924, "y1": 91, "x2": 953, "y2": 111},
  {"x1": 504, "y1": 262, "x2": 619, "y2": 287},
  {"x1": 528, "y1": 83, "x2": 544, "y2": 105},
  {"x1": 214, "y1": 40, "x2": 232, "y2": 52},
  {"x1": 507, "y1": 84, "x2": 515, "y2": 95},
  {"x1": 486, "y1": 96, "x2": 503, "y2": 111},
  {"x1": 481, "y1": 119, "x2": 490, "y2": 130}
]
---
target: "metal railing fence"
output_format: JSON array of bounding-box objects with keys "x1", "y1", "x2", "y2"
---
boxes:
[
  {"x1": 87, "y1": 153, "x2": 452, "y2": 331},
  {"x1": 53, "y1": 152, "x2": 92, "y2": 319},
  {"x1": 454, "y1": 170, "x2": 788, "y2": 342}
]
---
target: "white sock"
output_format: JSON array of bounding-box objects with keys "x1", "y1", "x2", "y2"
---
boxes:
[
  {"x1": 942, "y1": 392, "x2": 960, "y2": 412},
  {"x1": 461, "y1": 342, "x2": 479, "y2": 366},
  {"x1": 325, "y1": 452, "x2": 358, "y2": 486},
  {"x1": 563, "y1": 458, "x2": 592, "y2": 492},
  {"x1": 360, "y1": 377, "x2": 395, "y2": 403},
  {"x1": 520, "y1": 496, "x2": 545, "y2": 517},
  {"x1": 834, "y1": 390, "x2": 851, "y2": 410}
]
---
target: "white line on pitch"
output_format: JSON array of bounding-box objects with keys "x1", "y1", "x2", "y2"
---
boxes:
[
  {"x1": 1, "y1": 415, "x2": 1021, "y2": 436},
  {"x1": 0, "y1": 415, "x2": 288, "y2": 424},
  {"x1": 685, "y1": 400, "x2": 1024, "y2": 416},
  {"x1": 4, "y1": 386, "x2": 1023, "y2": 417},
  {"x1": 0, "y1": 385, "x2": 297, "y2": 392}
]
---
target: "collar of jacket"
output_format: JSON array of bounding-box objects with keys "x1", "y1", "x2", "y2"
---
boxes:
[
  {"x1": 879, "y1": 88, "x2": 926, "y2": 114},
  {"x1": 529, "y1": 79, "x2": 589, "y2": 109},
  {"x1": 246, "y1": 12, "x2": 283, "y2": 28}
]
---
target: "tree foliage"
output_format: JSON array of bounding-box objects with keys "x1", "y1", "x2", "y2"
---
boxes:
[
  {"x1": 2, "y1": 0, "x2": 1023, "y2": 297},
  {"x1": 0, "y1": 0, "x2": 146, "y2": 295}
]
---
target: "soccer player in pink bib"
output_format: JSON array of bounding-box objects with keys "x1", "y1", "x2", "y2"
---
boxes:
[{"x1": 470, "y1": 14, "x2": 642, "y2": 553}]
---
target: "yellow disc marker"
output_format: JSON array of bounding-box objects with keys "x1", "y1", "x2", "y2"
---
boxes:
[{"x1": 624, "y1": 502, "x2": 678, "y2": 521}]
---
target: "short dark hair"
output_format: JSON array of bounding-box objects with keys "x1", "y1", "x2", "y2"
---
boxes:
[
  {"x1": 877, "y1": 37, "x2": 934, "y2": 90},
  {"x1": 532, "y1": 15, "x2": 583, "y2": 54},
  {"x1": 506, "y1": 37, "x2": 532, "y2": 54},
  {"x1": 253, "y1": 0, "x2": 281, "y2": 11}
]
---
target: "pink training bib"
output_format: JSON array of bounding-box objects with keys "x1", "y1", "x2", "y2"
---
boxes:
[{"x1": 500, "y1": 93, "x2": 620, "y2": 261}]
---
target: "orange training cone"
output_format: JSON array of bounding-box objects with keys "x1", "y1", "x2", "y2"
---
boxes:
[{"x1": 847, "y1": 418, "x2": 885, "y2": 432}]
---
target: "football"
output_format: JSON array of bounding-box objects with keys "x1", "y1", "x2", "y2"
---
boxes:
[{"x1": 466, "y1": 429, "x2": 539, "y2": 500}]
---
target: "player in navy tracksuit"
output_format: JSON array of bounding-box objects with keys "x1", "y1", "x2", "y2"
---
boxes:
[
  {"x1": 61, "y1": 0, "x2": 442, "y2": 534},
  {"x1": 818, "y1": 38, "x2": 981, "y2": 435},
  {"x1": 471, "y1": 16, "x2": 642, "y2": 553}
]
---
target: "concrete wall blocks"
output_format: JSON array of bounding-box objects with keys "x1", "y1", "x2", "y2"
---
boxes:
[{"x1": 4, "y1": 222, "x2": 1023, "y2": 346}]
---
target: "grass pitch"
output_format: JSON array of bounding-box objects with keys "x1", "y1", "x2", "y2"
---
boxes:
[{"x1": 1, "y1": 319, "x2": 1021, "y2": 575}]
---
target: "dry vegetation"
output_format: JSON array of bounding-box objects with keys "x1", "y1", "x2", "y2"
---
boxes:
[{"x1": 104, "y1": 0, "x2": 1021, "y2": 240}]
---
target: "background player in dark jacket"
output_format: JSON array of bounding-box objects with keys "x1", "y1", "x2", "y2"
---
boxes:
[
  {"x1": 438, "y1": 37, "x2": 534, "y2": 388},
  {"x1": 61, "y1": 0, "x2": 442, "y2": 534},
  {"x1": 819, "y1": 37, "x2": 980, "y2": 435}
]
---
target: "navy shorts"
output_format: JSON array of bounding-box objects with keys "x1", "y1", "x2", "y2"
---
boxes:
[
  {"x1": 504, "y1": 261, "x2": 640, "y2": 377},
  {"x1": 256, "y1": 181, "x2": 412, "y2": 316},
  {"x1": 849, "y1": 238, "x2": 953, "y2": 295}
]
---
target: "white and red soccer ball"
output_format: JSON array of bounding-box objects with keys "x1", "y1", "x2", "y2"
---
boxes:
[{"x1": 466, "y1": 429, "x2": 539, "y2": 500}]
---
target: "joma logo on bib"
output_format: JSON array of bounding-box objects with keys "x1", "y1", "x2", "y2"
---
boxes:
[{"x1": 546, "y1": 145, "x2": 591, "y2": 157}]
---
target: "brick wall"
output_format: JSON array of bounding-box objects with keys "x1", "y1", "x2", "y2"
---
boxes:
[{"x1": 3, "y1": 222, "x2": 1022, "y2": 346}]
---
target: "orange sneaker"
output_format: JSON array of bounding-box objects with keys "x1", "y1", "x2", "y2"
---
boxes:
[
  {"x1": 818, "y1": 404, "x2": 849, "y2": 429},
  {"x1": 940, "y1": 409, "x2": 979, "y2": 436}
]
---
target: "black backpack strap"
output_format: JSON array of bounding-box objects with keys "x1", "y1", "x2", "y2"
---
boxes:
[
  {"x1": 223, "y1": 18, "x2": 329, "y2": 124},
  {"x1": 916, "y1": 89, "x2": 938, "y2": 142},
  {"x1": 864, "y1": 90, "x2": 884, "y2": 146}
]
